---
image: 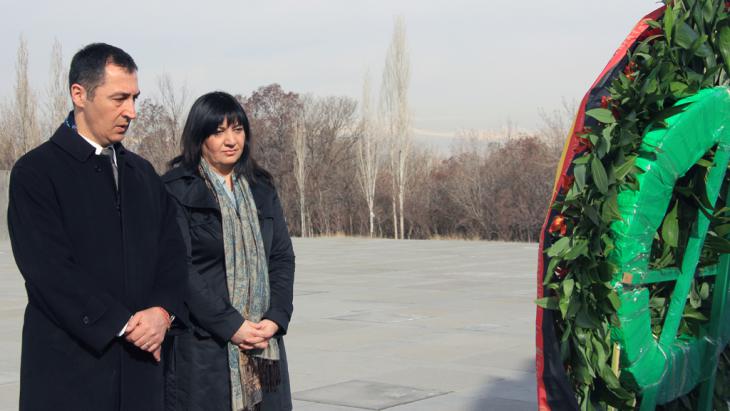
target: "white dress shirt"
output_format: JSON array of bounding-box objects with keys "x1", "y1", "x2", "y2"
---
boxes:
[{"x1": 78, "y1": 133, "x2": 117, "y2": 166}]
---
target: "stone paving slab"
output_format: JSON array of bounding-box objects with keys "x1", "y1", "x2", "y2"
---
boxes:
[
  {"x1": 386, "y1": 394, "x2": 535, "y2": 411},
  {"x1": 287, "y1": 238, "x2": 538, "y2": 410},
  {"x1": 293, "y1": 380, "x2": 448, "y2": 410},
  {"x1": 0, "y1": 237, "x2": 539, "y2": 411},
  {"x1": 293, "y1": 400, "x2": 367, "y2": 411}
]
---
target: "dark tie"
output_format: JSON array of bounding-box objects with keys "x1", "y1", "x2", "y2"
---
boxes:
[{"x1": 100, "y1": 147, "x2": 118, "y2": 190}]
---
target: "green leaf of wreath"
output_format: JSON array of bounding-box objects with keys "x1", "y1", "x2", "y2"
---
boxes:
[
  {"x1": 591, "y1": 157, "x2": 609, "y2": 194},
  {"x1": 675, "y1": 21, "x2": 699, "y2": 50},
  {"x1": 547, "y1": 236, "x2": 571, "y2": 257},
  {"x1": 718, "y1": 24, "x2": 730, "y2": 79},
  {"x1": 536, "y1": 296, "x2": 559, "y2": 310},
  {"x1": 586, "y1": 108, "x2": 616, "y2": 124},
  {"x1": 661, "y1": 201, "x2": 679, "y2": 247}
]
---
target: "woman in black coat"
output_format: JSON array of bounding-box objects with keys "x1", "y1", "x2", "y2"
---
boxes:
[{"x1": 162, "y1": 91, "x2": 294, "y2": 411}]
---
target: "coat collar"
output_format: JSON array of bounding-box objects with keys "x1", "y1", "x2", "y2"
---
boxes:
[
  {"x1": 50, "y1": 123, "x2": 96, "y2": 163},
  {"x1": 50, "y1": 112, "x2": 134, "y2": 168},
  {"x1": 163, "y1": 165, "x2": 271, "y2": 216},
  {"x1": 163, "y1": 166, "x2": 220, "y2": 211}
]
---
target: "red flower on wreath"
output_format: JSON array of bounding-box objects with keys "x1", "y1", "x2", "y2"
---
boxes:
[
  {"x1": 574, "y1": 137, "x2": 593, "y2": 154},
  {"x1": 624, "y1": 61, "x2": 638, "y2": 81},
  {"x1": 555, "y1": 265, "x2": 569, "y2": 280},
  {"x1": 549, "y1": 214, "x2": 568, "y2": 236},
  {"x1": 601, "y1": 95, "x2": 621, "y2": 119},
  {"x1": 573, "y1": 127, "x2": 594, "y2": 154},
  {"x1": 559, "y1": 174, "x2": 574, "y2": 194},
  {"x1": 600, "y1": 95, "x2": 612, "y2": 109}
]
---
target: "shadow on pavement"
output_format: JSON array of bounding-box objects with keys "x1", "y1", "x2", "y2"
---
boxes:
[{"x1": 467, "y1": 360, "x2": 537, "y2": 411}]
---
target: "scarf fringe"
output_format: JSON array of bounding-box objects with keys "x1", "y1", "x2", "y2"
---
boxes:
[{"x1": 244, "y1": 356, "x2": 281, "y2": 393}]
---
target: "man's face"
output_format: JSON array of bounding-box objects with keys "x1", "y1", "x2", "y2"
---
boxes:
[{"x1": 73, "y1": 64, "x2": 140, "y2": 146}]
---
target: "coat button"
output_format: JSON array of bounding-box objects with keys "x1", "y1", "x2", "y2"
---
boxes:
[{"x1": 82, "y1": 315, "x2": 90, "y2": 325}]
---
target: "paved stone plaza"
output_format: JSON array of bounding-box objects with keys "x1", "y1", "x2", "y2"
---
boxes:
[{"x1": 0, "y1": 237, "x2": 538, "y2": 410}]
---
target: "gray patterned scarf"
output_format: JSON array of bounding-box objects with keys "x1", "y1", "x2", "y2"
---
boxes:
[{"x1": 199, "y1": 158, "x2": 280, "y2": 411}]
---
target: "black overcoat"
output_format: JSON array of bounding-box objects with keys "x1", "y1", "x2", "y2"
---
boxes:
[
  {"x1": 7, "y1": 124, "x2": 187, "y2": 411},
  {"x1": 162, "y1": 166, "x2": 294, "y2": 411}
]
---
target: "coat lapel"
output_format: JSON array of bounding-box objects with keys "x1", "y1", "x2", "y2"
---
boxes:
[
  {"x1": 50, "y1": 124, "x2": 96, "y2": 163},
  {"x1": 166, "y1": 167, "x2": 220, "y2": 211}
]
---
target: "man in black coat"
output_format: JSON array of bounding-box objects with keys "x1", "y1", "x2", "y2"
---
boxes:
[{"x1": 7, "y1": 43, "x2": 187, "y2": 410}]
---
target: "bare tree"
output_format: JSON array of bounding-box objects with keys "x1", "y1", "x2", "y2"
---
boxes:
[
  {"x1": 0, "y1": 104, "x2": 15, "y2": 169},
  {"x1": 133, "y1": 99, "x2": 173, "y2": 173},
  {"x1": 303, "y1": 95, "x2": 358, "y2": 235},
  {"x1": 404, "y1": 146, "x2": 436, "y2": 238},
  {"x1": 292, "y1": 98, "x2": 309, "y2": 237},
  {"x1": 14, "y1": 35, "x2": 41, "y2": 159},
  {"x1": 538, "y1": 98, "x2": 577, "y2": 155},
  {"x1": 157, "y1": 73, "x2": 189, "y2": 142},
  {"x1": 447, "y1": 138, "x2": 494, "y2": 238},
  {"x1": 489, "y1": 136, "x2": 556, "y2": 241},
  {"x1": 241, "y1": 84, "x2": 303, "y2": 234},
  {"x1": 356, "y1": 72, "x2": 380, "y2": 237},
  {"x1": 130, "y1": 75, "x2": 189, "y2": 173},
  {"x1": 380, "y1": 16, "x2": 411, "y2": 239},
  {"x1": 44, "y1": 38, "x2": 69, "y2": 136},
  {"x1": 241, "y1": 84, "x2": 300, "y2": 184}
]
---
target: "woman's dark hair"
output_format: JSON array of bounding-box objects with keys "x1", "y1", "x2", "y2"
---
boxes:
[{"x1": 169, "y1": 91, "x2": 272, "y2": 185}]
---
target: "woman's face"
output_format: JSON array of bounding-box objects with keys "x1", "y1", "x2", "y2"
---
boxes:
[{"x1": 201, "y1": 118, "x2": 245, "y2": 175}]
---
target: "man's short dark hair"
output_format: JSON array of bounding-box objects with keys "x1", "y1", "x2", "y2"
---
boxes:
[{"x1": 68, "y1": 43, "x2": 137, "y2": 99}]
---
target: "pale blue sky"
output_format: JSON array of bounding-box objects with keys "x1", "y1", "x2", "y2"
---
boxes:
[{"x1": 1, "y1": 0, "x2": 662, "y2": 140}]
